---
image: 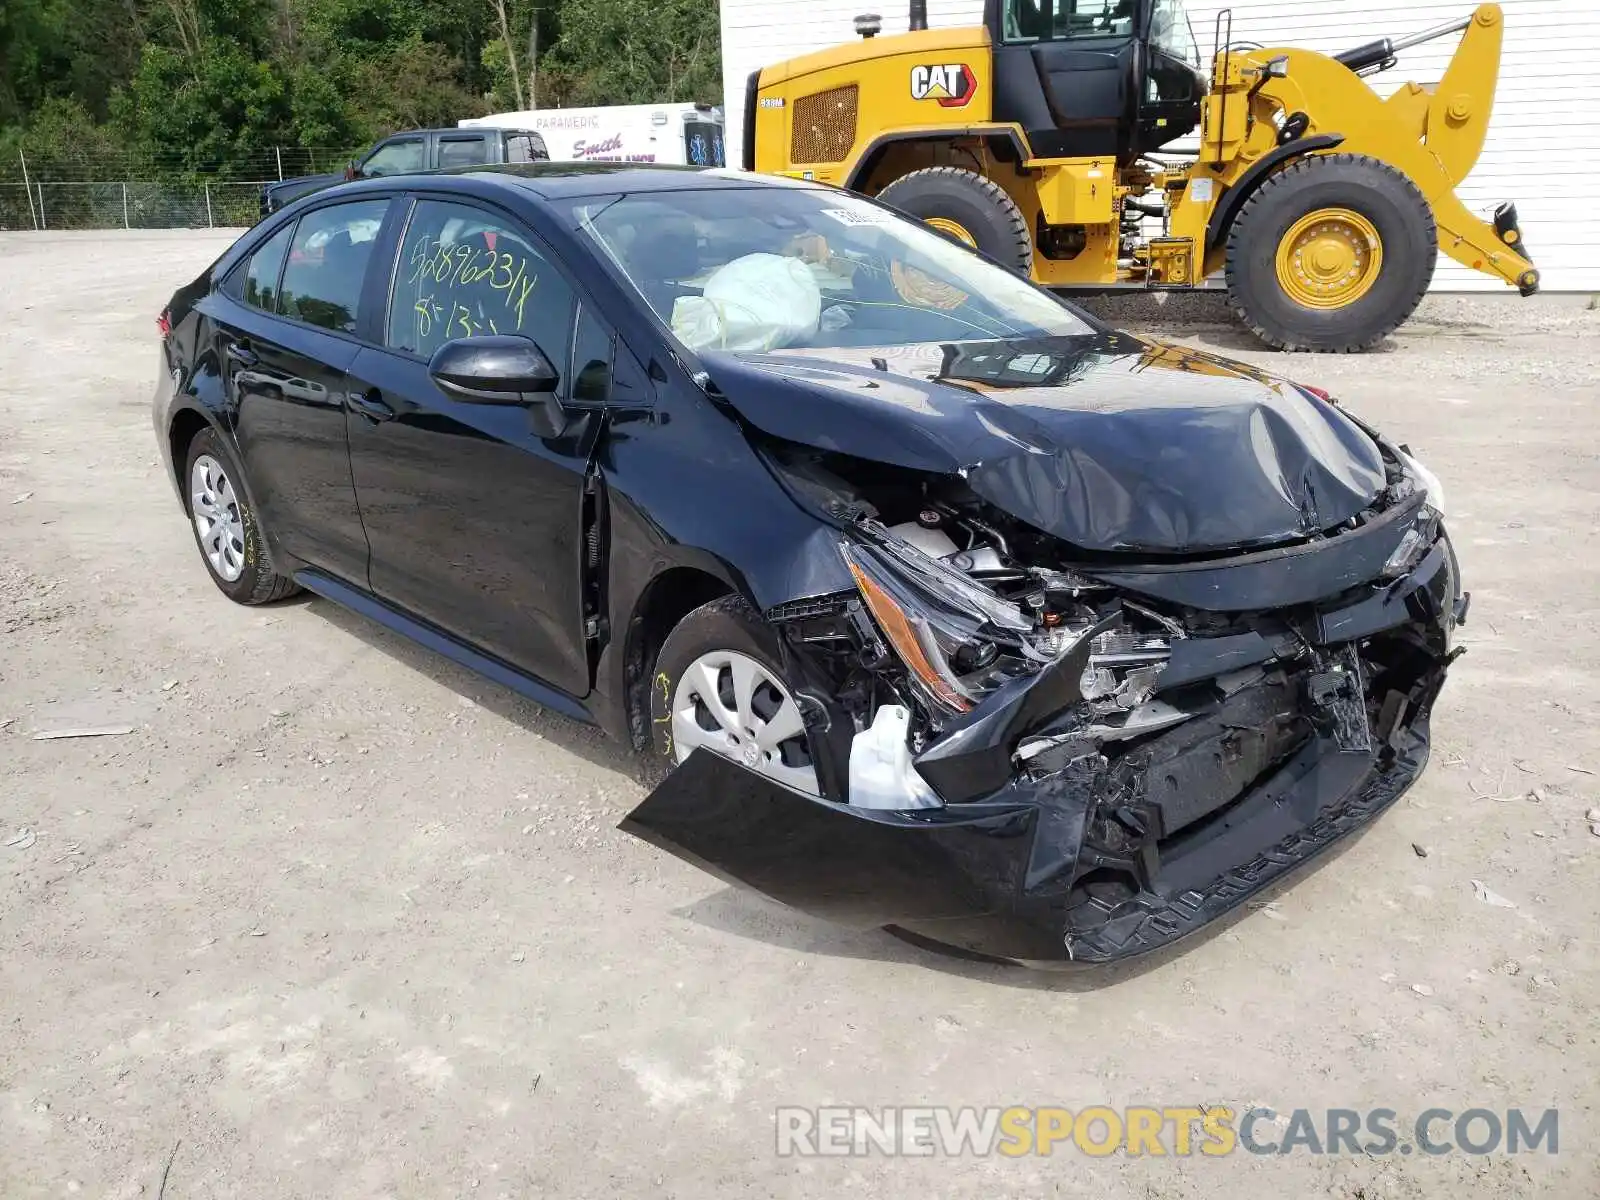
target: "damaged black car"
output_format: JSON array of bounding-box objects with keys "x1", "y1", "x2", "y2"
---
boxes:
[{"x1": 153, "y1": 165, "x2": 1464, "y2": 965}]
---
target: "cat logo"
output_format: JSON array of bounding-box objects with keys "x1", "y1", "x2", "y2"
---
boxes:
[{"x1": 909, "y1": 63, "x2": 977, "y2": 108}]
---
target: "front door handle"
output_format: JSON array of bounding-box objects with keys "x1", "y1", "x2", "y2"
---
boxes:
[
  {"x1": 226, "y1": 340, "x2": 258, "y2": 367},
  {"x1": 347, "y1": 388, "x2": 395, "y2": 422}
]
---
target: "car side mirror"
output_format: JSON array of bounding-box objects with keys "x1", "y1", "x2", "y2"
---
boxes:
[
  {"x1": 428, "y1": 335, "x2": 567, "y2": 433},
  {"x1": 344, "y1": 161, "x2": 360, "y2": 181}
]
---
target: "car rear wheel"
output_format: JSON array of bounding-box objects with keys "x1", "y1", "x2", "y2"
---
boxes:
[
  {"x1": 649, "y1": 595, "x2": 821, "y2": 796},
  {"x1": 184, "y1": 427, "x2": 299, "y2": 605}
]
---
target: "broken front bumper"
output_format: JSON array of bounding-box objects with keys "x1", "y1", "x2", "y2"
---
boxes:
[
  {"x1": 623, "y1": 530, "x2": 1461, "y2": 966},
  {"x1": 624, "y1": 717, "x2": 1435, "y2": 964}
]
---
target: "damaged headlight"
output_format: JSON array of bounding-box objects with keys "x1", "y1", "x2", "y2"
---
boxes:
[
  {"x1": 1383, "y1": 450, "x2": 1447, "y2": 579},
  {"x1": 840, "y1": 535, "x2": 1045, "y2": 715},
  {"x1": 1397, "y1": 448, "x2": 1446, "y2": 517},
  {"x1": 1382, "y1": 524, "x2": 1430, "y2": 579},
  {"x1": 841, "y1": 528, "x2": 1176, "y2": 720}
]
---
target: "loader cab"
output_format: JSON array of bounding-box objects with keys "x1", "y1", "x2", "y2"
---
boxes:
[{"x1": 985, "y1": 0, "x2": 1205, "y2": 160}]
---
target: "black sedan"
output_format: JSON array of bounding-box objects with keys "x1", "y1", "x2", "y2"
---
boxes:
[{"x1": 153, "y1": 164, "x2": 1464, "y2": 965}]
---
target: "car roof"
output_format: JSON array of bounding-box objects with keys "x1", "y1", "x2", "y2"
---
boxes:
[{"x1": 362, "y1": 163, "x2": 824, "y2": 201}]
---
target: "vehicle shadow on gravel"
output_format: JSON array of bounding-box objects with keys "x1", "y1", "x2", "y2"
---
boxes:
[
  {"x1": 1077, "y1": 295, "x2": 1415, "y2": 356},
  {"x1": 305, "y1": 598, "x2": 655, "y2": 788}
]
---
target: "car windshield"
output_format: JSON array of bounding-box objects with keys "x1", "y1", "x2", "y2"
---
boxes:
[{"x1": 564, "y1": 186, "x2": 1093, "y2": 353}]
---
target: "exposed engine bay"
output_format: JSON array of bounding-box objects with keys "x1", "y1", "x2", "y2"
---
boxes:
[
  {"x1": 768, "y1": 447, "x2": 1208, "y2": 760},
  {"x1": 765, "y1": 435, "x2": 1446, "y2": 733}
]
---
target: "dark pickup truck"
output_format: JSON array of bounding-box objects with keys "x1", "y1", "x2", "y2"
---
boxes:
[{"x1": 260, "y1": 127, "x2": 550, "y2": 216}]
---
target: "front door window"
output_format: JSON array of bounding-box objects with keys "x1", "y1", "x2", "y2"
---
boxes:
[
  {"x1": 1150, "y1": 0, "x2": 1199, "y2": 65},
  {"x1": 389, "y1": 198, "x2": 575, "y2": 368}
]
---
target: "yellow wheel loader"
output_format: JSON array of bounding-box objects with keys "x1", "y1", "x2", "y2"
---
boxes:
[{"x1": 739, "y1": 0, "x2": 1539, "y2": 351}]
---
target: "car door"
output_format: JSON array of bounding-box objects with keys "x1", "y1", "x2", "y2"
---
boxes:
[
  {"x1": 343, "y1": 194, "x2": 602, "y2": 699},
  {"x1": 211, "y1": 197, "x2": 393, "y2": 581},
  {"x1": 992, "y1": 0, "x2": 1133, "y2": 158}
]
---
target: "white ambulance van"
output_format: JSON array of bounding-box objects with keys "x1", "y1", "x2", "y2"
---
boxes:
[{"x1": 459, "y1": 103, "x2": 725, "y2": 167}]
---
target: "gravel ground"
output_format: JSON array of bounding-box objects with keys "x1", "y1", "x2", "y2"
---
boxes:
[{"x1": 2, "y1": 230, "x2": 1598, "y2": 1199}]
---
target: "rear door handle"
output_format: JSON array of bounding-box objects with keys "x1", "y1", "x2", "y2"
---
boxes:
[
  {"x1": 226, "y1": 340, "x2": 258, "y2": 367},
  {"x1": 347, "y1": 388, "x2": 395, "y2": 422}
]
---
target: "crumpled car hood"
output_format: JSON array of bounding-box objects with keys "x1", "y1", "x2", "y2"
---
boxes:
[{"x1": 704, "y1": 333, "x2": 1388, "y2": 554}]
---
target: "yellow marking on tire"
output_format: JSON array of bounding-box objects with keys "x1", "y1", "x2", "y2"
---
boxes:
[{"x1": 652, "y1": 671, "x2": 675, "y2": 757}]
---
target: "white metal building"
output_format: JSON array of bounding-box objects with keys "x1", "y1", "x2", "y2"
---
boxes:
[{"x1": 719, "y1": 0, "x2": 1599, "y2": 290}]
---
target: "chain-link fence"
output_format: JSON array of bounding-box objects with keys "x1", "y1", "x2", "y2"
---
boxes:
[{"x1": 0, "y1": 148, "x2": 363, "y2": 231}]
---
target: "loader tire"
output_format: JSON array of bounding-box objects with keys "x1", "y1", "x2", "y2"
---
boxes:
[
  {"x1": 877, "y1": 167, "x2": 1033, "y2": 273},
  {"x1": 1225, "y1": 153, "x2": 1436, "y2": 352}
]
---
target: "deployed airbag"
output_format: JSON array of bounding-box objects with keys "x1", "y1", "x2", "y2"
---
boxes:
[{"x1": 671, "y1": 253, "x2": 822, "y2": 352}]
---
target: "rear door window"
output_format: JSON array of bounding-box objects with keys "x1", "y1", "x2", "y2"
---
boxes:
[
  {"x1": 388, "y1": 198, "x2": 576, "y2": 368},
  {"x1": 437, "y1": 135, "x2": 487, "y2": 169},
  {"x1": 278, "y1": 199, "x2": 390, "y2": 334},
  {"x1": 683, "y1": 122, "x2": 724, "y2": 167}
]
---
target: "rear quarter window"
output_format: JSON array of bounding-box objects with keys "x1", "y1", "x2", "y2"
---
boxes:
[
  {"x1": 507, "y1": 134, "x2": 549, "y2": 163},
  {"x1": 223, "y1": 224, "x2": 293, "y2": 313}
]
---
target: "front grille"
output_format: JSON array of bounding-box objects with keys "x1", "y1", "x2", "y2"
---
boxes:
[
  {"x1": 791, "y1": 86, "x2": 859, "y2": 164},
  {"x1": 1141, "y1": 670, "x2": 1307, "y2": 839}
]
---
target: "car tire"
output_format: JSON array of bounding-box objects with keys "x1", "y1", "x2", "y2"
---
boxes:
[
  {"x1": 1225, "y1": 153, "x2": 1436, "y2": 352},
  {"x1": 183, "y1": 427, "x2": 300, "y2": 605},
  {"x1": 648, "y1": 594, "x2": 825, "y2": 797},
  {"x1": 876, "y1": 167, "x2": 1034, "y2": 273}
]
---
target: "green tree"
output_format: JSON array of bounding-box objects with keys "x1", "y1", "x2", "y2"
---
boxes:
[
  {"x1": 0, "y1": 0, "x2": 725, "y2": 198},
  {"x1": 345, "y1": 35, "x2": 481, "y2": 136},
  {"x1": 547, "y1": 0, "x2": 719, "y2": 106},
  {"x1": 0, "y1": 0, "x2": 144, "y2": 124},
  {"x1": 0, "y1": 94, "x2": 123, "y2": 176},
  {"x1": 285, "y1": 64, "x2": 355, "y2": 147},
  {"x1": 111, "y1": 40, "x2": 294, "y2": 172}
]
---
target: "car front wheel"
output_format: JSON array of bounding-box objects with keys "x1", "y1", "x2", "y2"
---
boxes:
[{"x1": 649, "y1": 595, "x2": 822, "y2": 796}]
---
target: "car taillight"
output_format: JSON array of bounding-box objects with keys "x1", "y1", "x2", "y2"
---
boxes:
[
  {"x1": 1301, "y1": 384, "x2": 1332, "y2": 402},
  {"x1": 156, "y1": 309, "x2": 172, "y2": 339}
]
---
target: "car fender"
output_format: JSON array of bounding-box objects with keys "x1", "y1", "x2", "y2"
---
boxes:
[
  {"x1": 587, "y1": 387, "x2": 856, "y2": 740},
  {"x1": 597, "y1": 386, "x2": 856, "y2": 618},
  {"x1": 162, "y1": 324, "x2": 291, "y2": 575}
]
